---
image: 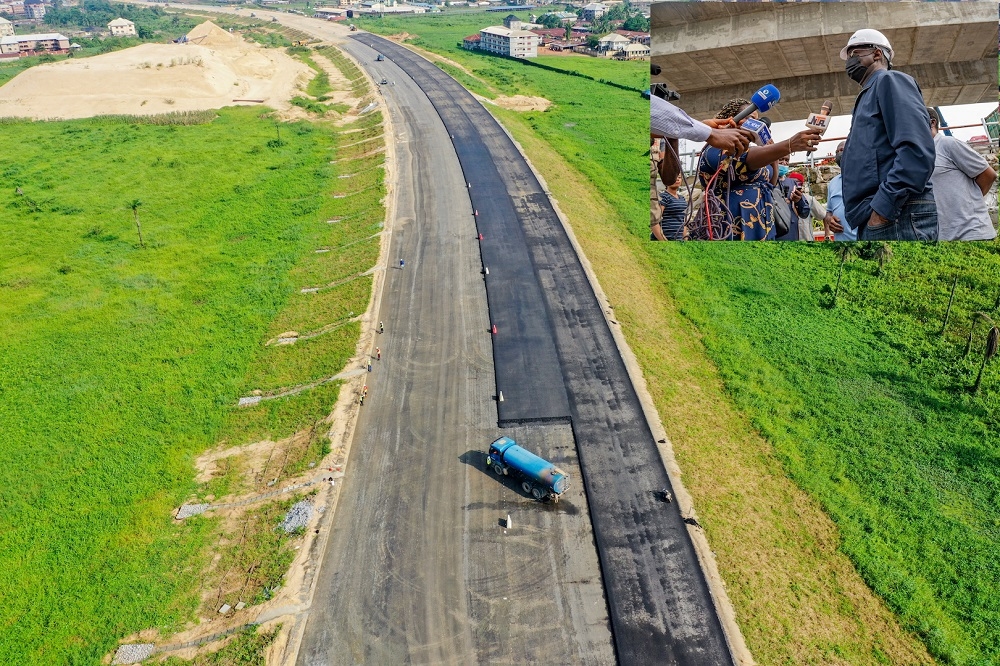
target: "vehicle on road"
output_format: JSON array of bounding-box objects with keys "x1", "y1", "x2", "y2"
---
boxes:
[
  {"x1": 380, "y1": 77, "x2": 388, "y2": 85},
  {"x1": 486, "y1": 436, "x2": 568, "y2": 501},
  {"x1": 376, "y1": 53, "x2": 384, "y2": 61},
  {"x1": 349, "y1": 23, "x2": 357, "y2": 31}
]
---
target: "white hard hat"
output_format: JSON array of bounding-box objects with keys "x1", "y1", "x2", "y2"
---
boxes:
[{"x1": 839, "y1": 29, "x2": 893, "y2": 61}]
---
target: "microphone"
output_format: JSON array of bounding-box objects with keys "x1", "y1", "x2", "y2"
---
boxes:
[
  {"x1": 759, "y1": 116, "x2": 772, "y2": 127},
  {"x1": 740, "y1": 117, "x2": 772, "y2": 146},
  {"x1": 805, "y1": 100, "x2": 833, "y2": 153},
  {"x1": 732, "y1": 84, "x2": 781, "y2": 123}
]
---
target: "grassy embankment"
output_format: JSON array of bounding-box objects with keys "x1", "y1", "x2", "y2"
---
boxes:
[
  {"x1": 0, "y1": 41, "x2": 385, "y2": 663},
  {"x1": 350, "y1": 13, "x2": 995, "y2": 665}
]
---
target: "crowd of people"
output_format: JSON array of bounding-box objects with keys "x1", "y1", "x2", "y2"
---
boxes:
[{"x1": 650, "y1": 28, "x2": 998, "y2": 242}]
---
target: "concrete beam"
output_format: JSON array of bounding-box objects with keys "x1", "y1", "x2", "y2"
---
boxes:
[
  {"x1": 651, "y1": 1, "x2": 998, "y2": 121},
  {"x1": 661, "y1": 59, "x2": 997, "y2": 123}
]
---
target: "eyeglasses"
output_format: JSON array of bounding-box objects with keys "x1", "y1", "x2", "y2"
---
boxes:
[{"x1": 846, "y1": 46, "x2": 878, "y2": 58}]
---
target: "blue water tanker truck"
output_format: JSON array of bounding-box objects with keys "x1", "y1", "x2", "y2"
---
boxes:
[{"x1": 486, "y1": 436, "x2": 569, "y2": 501}]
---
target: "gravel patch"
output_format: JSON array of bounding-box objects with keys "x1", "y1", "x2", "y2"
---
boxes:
[
  {"x1": 238, "y1": 396, "x2": 262, "y2": 407},
  {"x1": 113, "y1": 643, "x2": 155, "y2": 664},
  {"x1": 176, "y1": 503, "x2": 210, "y2": 520},
  {"x1": 280, "y1": 500, "x2": 314, "y2": 533}
]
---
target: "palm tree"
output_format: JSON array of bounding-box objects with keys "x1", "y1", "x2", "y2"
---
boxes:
[
  {"x1": 833, "y1": 243, "x2": 856, "y2": 306},
  {"x1": 129, "y1": 199, "x2": 144, "y2": 247},
  {"x1": 873, "y1": 241, "x2": 893, "y2": 276}
]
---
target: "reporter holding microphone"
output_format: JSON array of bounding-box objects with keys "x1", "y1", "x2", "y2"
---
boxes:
[
  {"x1": 650, "y1": 95, "x2": 756, "y2": 238},
  {"x1": 696, "y1": 94, "x2": 823, "y2": 240}
]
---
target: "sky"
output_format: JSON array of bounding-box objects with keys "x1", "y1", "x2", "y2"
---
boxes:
[{"x1": 676, "y1": 101, "x2": 999, "y2": 171}]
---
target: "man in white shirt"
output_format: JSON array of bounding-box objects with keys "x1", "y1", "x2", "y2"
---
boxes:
[{"x1": 927, "y1": 107, "x2": 997, "y2": 241}]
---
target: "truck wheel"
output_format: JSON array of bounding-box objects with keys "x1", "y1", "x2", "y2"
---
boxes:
[
  {"x1": 521, "y1": 481, "x2": 532, "y2": 494},
  {"x1": 531, "y1": 486, "x2": 545, "y2": 500},
  {"x1": 493, "y1": 463, "x2": 505, "y2": 476}
]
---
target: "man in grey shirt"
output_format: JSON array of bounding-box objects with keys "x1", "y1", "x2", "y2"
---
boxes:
[{"x1": 928, "y1": 107, "x2": 997, "y2": 241}]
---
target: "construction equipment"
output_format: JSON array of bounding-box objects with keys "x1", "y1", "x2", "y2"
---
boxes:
[{"x1": 486, "y1": 437, "x2": 569, "y2": 501}]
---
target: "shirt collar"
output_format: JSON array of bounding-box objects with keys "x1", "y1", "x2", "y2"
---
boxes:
[{"x1": 859, "y1": 67, "x2": 889, "y2": 93}]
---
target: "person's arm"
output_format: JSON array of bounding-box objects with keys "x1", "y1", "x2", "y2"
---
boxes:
[
  {"x1": 809, "y1": 193, "x2": 826, "y2": 220},
  {"x1": 650, "y1": 96, "x2": 711, "y2": 142},
  {"x1": 793, "y1": 190, "x2": 810, "y2": 219},
  {"x1": 651, "y1": 97, "x2": 754, "y2": 155},
  {"x1": 869, "y1": 74, "x2": 936, "y2": 222},
  {"x1": 744, "y1": 130, "x2": 823, "y2": 170},
  {"x1": 826, "y1": 177, "x2": 846, "y2": 231},
  {"x1": 947, "y1": 136, "x2": 999, "y2": 197},
  {"x1": 976, "y1": 166, "x2": 997, "y2": 196}
]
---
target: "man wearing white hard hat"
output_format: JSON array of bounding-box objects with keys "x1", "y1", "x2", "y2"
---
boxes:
[{"x1": 839, "y1": 28, "x2": 937, "y2": 241}]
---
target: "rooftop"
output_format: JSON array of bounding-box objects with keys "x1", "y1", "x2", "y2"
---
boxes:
[{"x1": 0, "y1": 33, "x2": 69, "y2": 44}]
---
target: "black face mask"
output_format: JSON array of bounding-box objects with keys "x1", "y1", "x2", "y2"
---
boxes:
[
  {"x1": 845, "y1": 55, "x2": 869, "y2": 84},
  {"x1": 835, "y1": 153, "x2": 843, "y2": 167}
]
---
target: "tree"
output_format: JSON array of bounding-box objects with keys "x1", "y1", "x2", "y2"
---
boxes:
[
  {"x1": 833, "y1": 243, "x2": 856, "y2": 306},
  {"x1": 873, "y1": 241, "x2": 893, "y2": 276},
  {"x1": 622, "y1": 14, "x2": 649, "y2": 32},
  {"x1": 129, "y1": 199, "x2": 145, "y2": 247},
  {"x1": 136, "y1": 24, "x2": 153, "y2": 39},
  {"x1": 564, "y1": 24, "x2": 572, "y2": 41}
]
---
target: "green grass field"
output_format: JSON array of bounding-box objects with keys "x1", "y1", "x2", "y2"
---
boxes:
[
  {"x1": 0, "y1": 102, "x2": 382, "y2": 663},
  {"x1": 642, "y1": 241, "x2": 1000, "y2": 664}
]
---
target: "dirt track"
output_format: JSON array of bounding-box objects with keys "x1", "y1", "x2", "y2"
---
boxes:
[{"x1": 0, "y1": 22, "x2": 309, "y2": 119}]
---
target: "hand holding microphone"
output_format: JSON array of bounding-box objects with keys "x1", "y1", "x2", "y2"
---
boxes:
[
  {"x1": 804, "y1": 100, "x2": 833, "y2": 153},
  {"x1": 734, "y1": 85, "x2": 781, "y2": 146}
]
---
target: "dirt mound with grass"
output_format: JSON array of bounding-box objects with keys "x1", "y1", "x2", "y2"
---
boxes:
[{"x1": 0, "y1": 21, "x2": 310, "y2": 120}]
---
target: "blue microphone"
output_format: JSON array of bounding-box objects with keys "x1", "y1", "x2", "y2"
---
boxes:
[{"x1": 732, "y1": 84, "x2": 781, "y2": 123}]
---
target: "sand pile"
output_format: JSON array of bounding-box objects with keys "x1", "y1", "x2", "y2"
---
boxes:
[
  {"x1": 0, "y1": 21, "x2": 310, "y2": 120},
  {"x1": 186, "y1": 20, "x2": 238, "y2": 48}
]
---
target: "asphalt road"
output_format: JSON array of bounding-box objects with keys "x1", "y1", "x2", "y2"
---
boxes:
[
  {"x1": 141, "y1": 7, "x2": 735, "y2": 661},
  {"x1": 295, "y1": 37, "x2": 613, "y2": 666},
  {"x1": 358, "y1": 36, "x2": 734, "y2": 665}
]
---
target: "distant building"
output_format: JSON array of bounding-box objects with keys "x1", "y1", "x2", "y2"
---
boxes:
[
  {"x1": 530, "y1": 27, "x2": 566, "y2": 45},
  {"x1": 462, "y1": 33, "x2": 480, "y2": 50},
  {"x1": 25, "y1": 1, "x2": 44, "y2": 18},
  {"x1": 0, "y1": 32, "x2": 71, "y2": 57},
  {"x1": 614, "y1": 29, "x2": 649, "y2": 45},
  {"x1": 596, "y1": 32, "x2": 628, "y2": 52},
  {"x1": 581, "y1": 2, "x2": 606, "y2": 21},
  {"x1": 479, "y1": 25, "x2": 538, "y2": 58},
  {"x1": 613, "y1": 42, "x2": 649, "y2": 60},
  {"x1": 502, "y1": 13, "x2": 521, "y2": 29},
  {"x1": 0, "y1": 17, "x2": 13, "y2": 37},
  {"x1": 107, "y1": 18, "x2": 136, "y2": 37},
  {"x1": 313, "y1": 7, "x2": 346, "y2": 18},
  {"x1": 547, "y1": 39, "x2": 584, "y2": 52}
]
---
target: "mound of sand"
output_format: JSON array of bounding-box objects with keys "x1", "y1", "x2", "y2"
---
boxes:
[
  {"x1": 186, "y1": 20, "x2": 238, "y2": 48},
  {"x1": 0, "y1": 21, "x2": 310, "y2": 120}
]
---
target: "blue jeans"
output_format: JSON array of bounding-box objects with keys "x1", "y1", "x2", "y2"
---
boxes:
[{"x1": 859, "y1": 199, "x2": 938, "y2": 241}]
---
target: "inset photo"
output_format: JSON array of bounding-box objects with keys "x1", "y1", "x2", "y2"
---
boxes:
[{"x1": 650, "y1": 1, "x2": 999, "y2": 241}]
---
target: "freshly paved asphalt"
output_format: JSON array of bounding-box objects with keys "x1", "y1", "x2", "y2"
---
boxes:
[
  {"x1": 356, "y1": 35, "x2": 734, "y2": 665},
  {"x1": 296, "y1": 36, "x2": 613, "y2": 665}
]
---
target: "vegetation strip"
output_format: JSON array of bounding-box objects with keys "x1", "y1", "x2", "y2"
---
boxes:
[{"x1": 0, "y1": 32, "x2": 385, "y2": 662}]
